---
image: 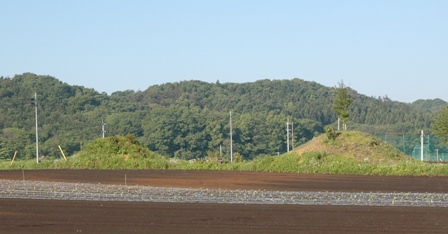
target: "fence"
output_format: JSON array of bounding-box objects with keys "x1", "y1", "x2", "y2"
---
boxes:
[{"x1": 375, "y1": 134, "x2": 448, "y2": 162}]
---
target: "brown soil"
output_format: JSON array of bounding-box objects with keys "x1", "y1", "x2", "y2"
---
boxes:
[{"x1": 1, "y1": 169, "x2": 448, "y2": 233}]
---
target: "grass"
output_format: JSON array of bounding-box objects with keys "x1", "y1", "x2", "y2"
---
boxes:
[{"x1": 2, "y1": 131, "x2": 448, "y2": 176}]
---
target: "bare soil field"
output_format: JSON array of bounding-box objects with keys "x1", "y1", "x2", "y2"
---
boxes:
[{"x1": 1, "y1": 169, "x2": 448, "y2": 233}]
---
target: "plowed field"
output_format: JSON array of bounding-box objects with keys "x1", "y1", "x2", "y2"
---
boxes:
[{"x1": 1, "y1": 169, "x2": 448, "y2": 233}]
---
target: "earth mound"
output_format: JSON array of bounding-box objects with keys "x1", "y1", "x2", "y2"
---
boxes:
[{"x1": 295, "y1": 131, "x2": 410, "y2": 163}]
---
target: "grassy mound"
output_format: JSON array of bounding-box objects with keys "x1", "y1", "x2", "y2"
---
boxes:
[
  {"x1": 242, "y1": 131, "x2": 440, "y2": 175},
  {"x1": 69, "y1": 135, "x2": 169, "y2": 169},
  {"x1": 296, "y1": 131, "x2": 409, "y2": 163}
]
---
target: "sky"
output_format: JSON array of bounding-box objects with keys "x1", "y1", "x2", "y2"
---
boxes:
[{"x1": 1, "y1": 0, "x2": 447, "y2": 103}]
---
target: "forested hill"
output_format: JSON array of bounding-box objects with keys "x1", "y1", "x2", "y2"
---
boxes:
[
  {"x1": 0, "y1": 73, "x2": 445, "y2": 160},
  {"x1": 137, "y1": 79, "x2": 444, "y2": 125}
]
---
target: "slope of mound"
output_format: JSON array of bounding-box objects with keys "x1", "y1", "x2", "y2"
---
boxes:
[
  {"x1": 296, "y1": 131, "x2": 410, "y2": 163},
  {"x1": 70, "y1": 135, "x2": 168, "y2": 169}
]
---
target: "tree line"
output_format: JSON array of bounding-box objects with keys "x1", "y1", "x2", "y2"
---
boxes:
[{"x1": 0, "y1": 73, "x2": 445, "y2": 161}]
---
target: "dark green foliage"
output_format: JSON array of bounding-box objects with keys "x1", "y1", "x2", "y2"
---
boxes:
[
  {"x1": 411, "y1": 99, "x2": 447, "y2": 112},
  {"x1": 0, "y1": 73, "x2": 444, "y2": 161},
  {"x1": 0, "y1": 128, "x2": 32, "y2": 159},
  {"x1": 325, "y1": 126, "x2": 337, "y2": 140},
  {"x1": 432, "y1": 105, "x2": 448, "y2": 143},
  {"x1": 333, "y1": 80, "x2": 353, "y2": 130}
]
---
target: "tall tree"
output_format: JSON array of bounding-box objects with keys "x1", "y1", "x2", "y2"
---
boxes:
[
  {"x1": 431, "y1": 105, "x2": 448, "y2": 143},
  {"x1": 333, "y1": 80, "x2": 353, "y2": 130}
]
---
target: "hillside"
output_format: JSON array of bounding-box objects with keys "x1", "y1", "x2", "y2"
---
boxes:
[
  {"x1": 296, "y1": 131, "x2": 409, "y2": 163},
  {"x1": 0, "y1": 73, "x2": 446, "y2": 161}
]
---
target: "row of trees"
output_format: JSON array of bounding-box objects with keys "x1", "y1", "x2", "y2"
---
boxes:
[
  {"x1": 137, "y1": 106, "x2": 322, "y2": 159},
  {"x1": 0, "y1": 73, "x2": 446, "y2": 161}
]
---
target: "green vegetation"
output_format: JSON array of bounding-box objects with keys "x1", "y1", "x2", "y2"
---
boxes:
[
  {"x1": 0, "y1": 73, "x2": 447, "y2": 163},
  {"x1": 432, "y1": 104, "x2": 448, "y2": 144},
  {"x1": 333, "y1": 80, "x2": 353, "y2": 130},
  {"x1": 68, "y1": 135, "x2": 169, "y2": 169},
  {"x1": 2, "y1": 131, "x2": 448, "y2": 176}
]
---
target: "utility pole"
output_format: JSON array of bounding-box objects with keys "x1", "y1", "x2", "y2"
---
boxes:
[
  {"x1": 402, "y1": 134, "x2": 405, "y2": 153},
  {"x1": 420, "y1": 130, "x2": 424, "y2": 161},
  {"x1": 33, "y1": 93, "x2": 39, "y2": 163},
  {"x1": 230, "y1": 111, "x2": 233, "y2": 163},
  {"x1": 286, "y1": 118, "x2": 290, "y2": 152},
  {"x1": 101, "y1": 119, "x2": 106, "y2": 138},
  {"x1": 291, "y1": 121, "x2": 294, "y2": 150}
]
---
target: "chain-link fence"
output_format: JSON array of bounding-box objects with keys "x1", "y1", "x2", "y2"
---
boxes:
[{"x1": 375, "y1": 134, "x2": 448, "y2": 162}]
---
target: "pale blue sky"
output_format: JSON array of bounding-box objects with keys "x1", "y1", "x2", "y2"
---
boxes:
[{"x1": 1, "y1": 0, "x2": 447, "y2": 103}]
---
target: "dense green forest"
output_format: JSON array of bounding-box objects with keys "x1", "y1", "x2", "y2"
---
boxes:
[{"x1": 0, "y1": 73, "x2": 446, "y2": 161}]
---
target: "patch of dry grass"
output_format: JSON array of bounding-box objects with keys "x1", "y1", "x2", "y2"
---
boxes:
[{"x1": 296, "y1": 131, "x2": 410, "y2": 163}]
